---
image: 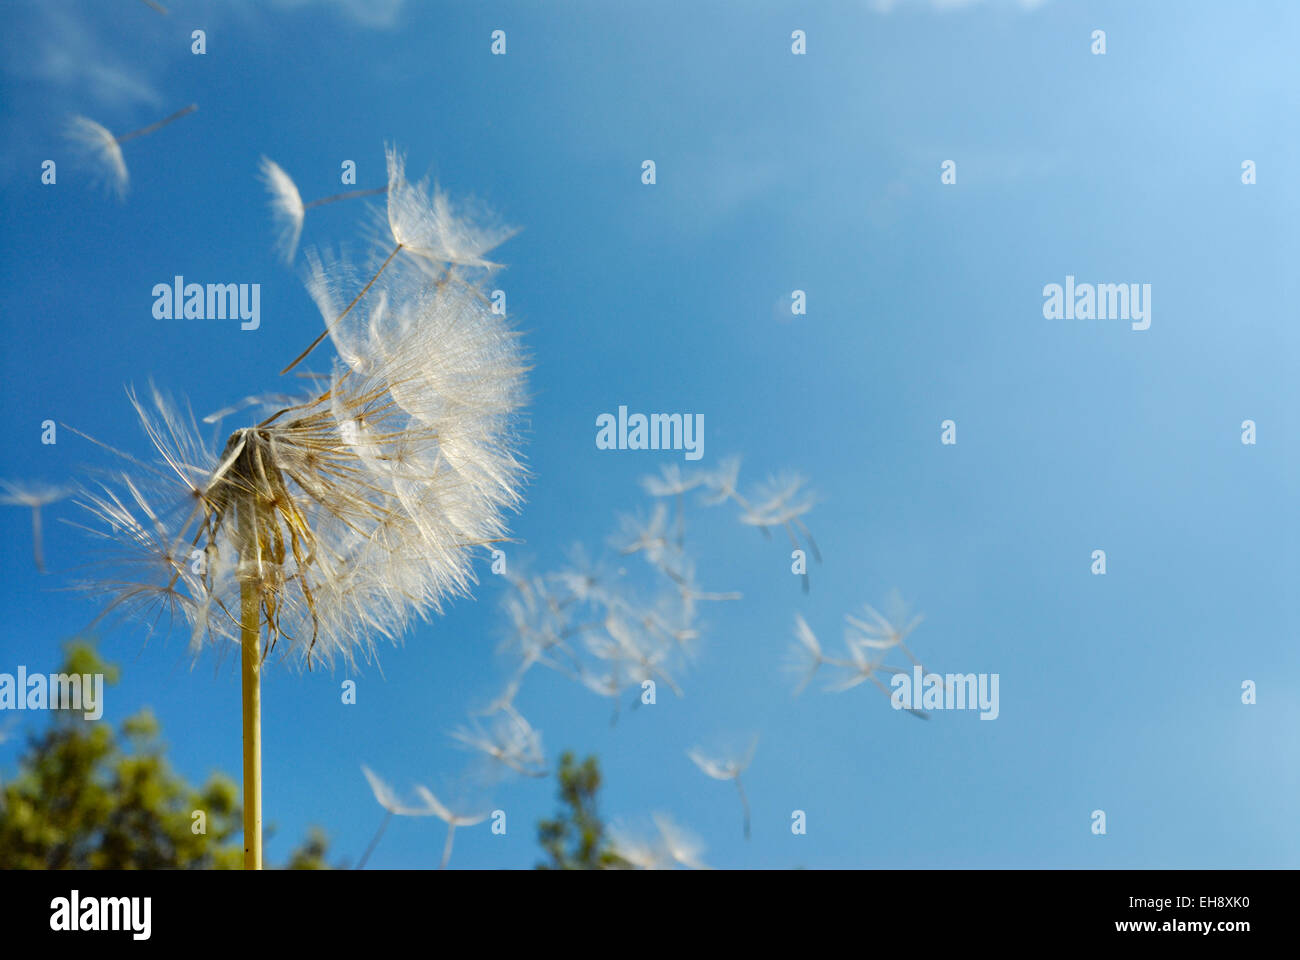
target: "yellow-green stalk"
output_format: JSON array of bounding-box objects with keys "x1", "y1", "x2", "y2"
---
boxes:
[{"x1": 239, "y1": 515, "x2": 263, "y2": 870}]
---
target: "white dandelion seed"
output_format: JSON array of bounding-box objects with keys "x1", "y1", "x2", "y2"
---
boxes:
[
  {"x1": 66, "y1": 104, "x2": 197, "y2": 200},
  {"x1": 450, "y1": 705, "x2": 547, "y2": 779},
  {"x1": 785, "y1": 613, "x2": 824, "y2": 697},
  {"x1": 824, "y1": 639, "x2": 927, "y2": 719},
  {"x1": 259, "y1": 156, "x2": 387, "y2": 263},
  {"x1": 0, "y1": 480, "x2": 71, "y2": 573},
  {"x1": 688, "y1": 735, "x2": 758, "y2": 840},
  {"x1": 358, "y1": 766, "x2": 489, "y2": 869},
  {"x1": 607, "y1": 812, "x2": 709, "y2": 870},
  {"x1": 259, "y1": 157, "x2": 305, "y2": 263},
  {"x1": 281, "y1": 145, "x2": 517, "y2": 374},
  {"x1": 385, "y1": 148, "x2": 518, "y2": 269},
  {"x1": 357, "y1": 764, "x2": 442, "y2": 869},
  {"x1": 807, "y1": 593, "x2": 929, "y2": 718},
  {"x1": 606, "y1": 820, "x2": 670, "y2": 870},
  {"x1": 577, "y1": 665, "x2": 630, "y2": 726},
  {"x1": 699, "y1": 456, "x2": 742, "y2": 507},
  {"x1": 737, "y1": 472, "x2": 821, "y2": 591},
  {"x1": 641, "y1": 464, "x2": 704, "y2": 546},
  {"x1": 611, "y1": 502, "x2": 672, "y2": 565},
  {"x1": 413, "y1": 785, "x2": 490, "y2": 870},
  {"x1": 845, "y1": 591, "x2": 925, "y2": 667},
  {"x1": 652, "y1": 812, "x2": 709, "y2": 870},
  {"x1": 604, "y1": 610, "x2": 682, "y2": 698}
]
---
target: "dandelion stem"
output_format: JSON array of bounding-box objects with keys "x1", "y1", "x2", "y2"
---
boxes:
[
  {"x1": 239, "y1": 539, "x2": 263, "y2": 870},
  {"x1": 31, "y1": 506, "x2": 45, "y2": 574},
  {"x1": 281, "y1": 243, "x2": 403, "y2": 375},
  {"x1": 304, "y1": 187, "x2": 387, "y2": 210},
  {"x1": 439, "y1": 823, "x2": 456, "y2": 870},
  {"x1": 356, "y1": 810, "x2": 392, "y2": 870},
  {"x1": 115, "y1": 104, "x2": 197, "y2": 144},
  {"x1": 735, "y1": 776, "x2": 751, "y2": 841}
]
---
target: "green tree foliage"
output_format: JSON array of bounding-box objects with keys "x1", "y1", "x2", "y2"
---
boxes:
[
  {"x1": 0, "y1": 639, "x2": 330, "y2": 869},
  {"x1": 536, "y1": 750, "x2": 628, "y2": 869}
]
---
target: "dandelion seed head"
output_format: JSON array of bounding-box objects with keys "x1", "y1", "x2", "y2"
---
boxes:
[{"x1": 76, "y1": 154, "x2": 529, "y2": 671}]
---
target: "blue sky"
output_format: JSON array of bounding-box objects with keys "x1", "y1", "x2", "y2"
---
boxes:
[{"x1": 1, "y1": 0, "x2": 1297, "y2": 869}]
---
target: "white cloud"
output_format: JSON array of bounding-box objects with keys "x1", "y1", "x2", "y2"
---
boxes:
[{"x1": 24, "y1": 8, "x2": 161, "y2": 109}]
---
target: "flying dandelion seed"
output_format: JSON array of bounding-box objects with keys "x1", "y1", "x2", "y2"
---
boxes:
[
  {"x1": 793, "y1": 594, "x2": 931, "y2": 718},
  {"x1": 606, "y1": 820, "x2": 669, "y2": 870},
  {"x1": 281, "y1": 145, "x2": 518, "y2": 374},
  {"x1": 66, "y1": 104, "x2": 197, "y2": 199},
  {"x1": 652, "y1": 812, "x2": 710, "y2": 869},
  {"x1": 607, "y1": 812, "x2": 709, "y2": 870},
  {"x1": 696, "y1": 457, "x2": 821, "y2": 591},
  {"x1": 489, "y1": 471, "x2": 750, "y2": 726},
  {"x1": 358, "y1": 766, "x2": 490, "y2": 869},
  {"x1": 450, "y1": 705, "x2": 548, "y2": 779},
  {"x1": 699, "y1": 456, "x2": 742, "y2": 507},
  {"x1": 612, "y1": 502, "x2": 672, "y2": 564},
  {"x1": 785, "y1": 613, "x2": 824, "y2": 696},
  {"x1": 0, "y1": 481, "x2": 71, "y2": 574},
  {"x1": 74, "y1": 153, "x2": 527, "y2": 868},
  {"x1": 259, "y1": 156, "x2": 387, "y2": 263},
  {"x1": 358, "y1": 764, "x2": 441, "y2": 869},
  {"x1": 259, "y1": 158, "x2": 305, "y2": 263},
  {"x1": 845, "y1": 590, "x2": 926, "y2": 667},
  {"x1": 688, "y1": 735, "x2": 758, "y2": 840},
  {"x1": 577, "y1": 665, "x2": 630, "y2": 726},
  {"x1": 414, "y1": 785, "x2": 490, "y2": 870},
  {"x1": 640, "y1": 464, "x2": 705, "y2": 546},
  {"x1": 736, "y1": 473, "x2": 821, "y2": 592}
]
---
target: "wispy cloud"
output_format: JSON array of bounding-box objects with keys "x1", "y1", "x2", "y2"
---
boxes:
[{"x1": 22, "y1": 7, "x2": 161, "y2": 109}]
